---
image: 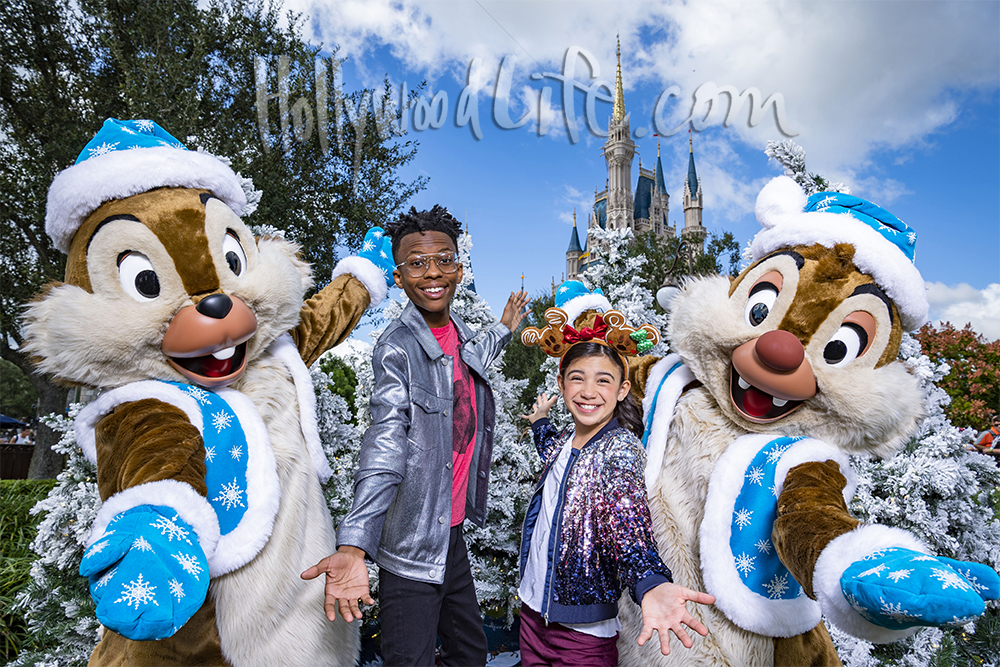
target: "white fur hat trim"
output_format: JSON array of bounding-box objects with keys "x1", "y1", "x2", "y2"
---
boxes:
[
  {"x1": 561, "y1": 292, "x2": 612, "y2": 328},
  {"x1": 46, "y1": 146, "x2": 247, "y2": 253}
]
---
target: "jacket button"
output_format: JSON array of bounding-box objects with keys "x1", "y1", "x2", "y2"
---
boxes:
[
  {"x1": 438, "y1": 516, "x2": 446, "y2": 524},
  {"x1": 443, "y1": 410, "x2": 449, "y2": 417},
  {"x1": 441, "y1": 358, "x2": 449, "y2": 366},
  {"x1": 446, "y1": 462, "x2": 453, "y2": 470}
]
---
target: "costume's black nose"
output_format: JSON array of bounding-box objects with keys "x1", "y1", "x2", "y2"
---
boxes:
[{"x1": 196, "y1": 293, "x2": 233, "y2": 319}]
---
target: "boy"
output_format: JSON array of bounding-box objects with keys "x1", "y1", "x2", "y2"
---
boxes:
[{"x1": 303, "y1": 205, "x2": 529, "y2": 666}]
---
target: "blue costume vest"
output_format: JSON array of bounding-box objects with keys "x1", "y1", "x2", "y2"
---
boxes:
[{"x1": 642, "y1": 358, "x2": 855, "y2": 637}]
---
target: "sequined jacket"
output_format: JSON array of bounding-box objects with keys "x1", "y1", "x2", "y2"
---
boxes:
[
  {"x1": 337, "y1": 301, "x2": 511, "y2": 584},
  {"x1": 519, "y1": 418, "x2": 672, "y2": 624}
]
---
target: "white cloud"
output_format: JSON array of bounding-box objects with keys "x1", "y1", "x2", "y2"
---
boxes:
[
  {"x1": 640, "y1": 1, "x2": 998, "y2": 173},
  {"x1": 291, "y1": 0, "x2": 997, "y2": 177},
  {"x1": 558, "y1": 185, "x2": 596, "y2": 227},
  {"x1": 925, "y1": 282, "x2": 1000, "y2": 341}
]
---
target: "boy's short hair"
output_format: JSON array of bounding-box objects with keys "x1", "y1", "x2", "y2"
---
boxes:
[{"x1": 385, "y1": 205, "x2": 462, "y2": 261}]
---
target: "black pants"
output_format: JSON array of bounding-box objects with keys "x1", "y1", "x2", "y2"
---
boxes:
[{"x1": 379, "y1": 525, "x2": 488, "y2": 667}]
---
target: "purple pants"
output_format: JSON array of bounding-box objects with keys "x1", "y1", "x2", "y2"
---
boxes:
[{"x1": 518, "y1": 604, "x2": 618, "y2": 667}]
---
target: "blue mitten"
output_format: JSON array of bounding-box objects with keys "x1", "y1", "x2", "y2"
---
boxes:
[
  {"x1": 80, "y1": 505, "x2": 209, "y2": 640},
  {"x1": 358, "y1": 226, "x2": 395, "y2": 288},
  {"x1": 841, "y1": 547, "x2": 1000, "y2": 630}
]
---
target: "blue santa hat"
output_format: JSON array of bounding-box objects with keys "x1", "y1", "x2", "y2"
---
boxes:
[
  {"x1": 554, "y1": 280, "x2": 611, "y2": 327},
  {"x1": 750, "y1": 177, "x2": 928, "y2": 330},
  {"x1": 46, "y1": 118, "x2": 247, "y2": 253}
]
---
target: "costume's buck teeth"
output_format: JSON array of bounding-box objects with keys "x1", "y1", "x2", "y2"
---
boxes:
[
  {"x1": 213, "y1": 347, "x2": 236, "y2": 360},
  {"x1": 738, "y1": 375, "x2": 751, "y2": 390}
]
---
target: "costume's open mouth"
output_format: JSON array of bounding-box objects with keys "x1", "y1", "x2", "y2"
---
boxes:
[
  {"x1": 729, "y1": 365, "x2": 804, "y2": 423},
  {"x1": 169, "y1": 342, "x2": 249, "y2": 380}
]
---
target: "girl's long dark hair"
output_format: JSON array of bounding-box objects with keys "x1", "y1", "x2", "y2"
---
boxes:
[{"x1": 560, "y1": 342, "x2": 645, "y2": 438}]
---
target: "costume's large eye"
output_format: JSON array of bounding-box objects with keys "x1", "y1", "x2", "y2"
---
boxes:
[
  {"x1": 744, "y1": 282, "x2": 779, "y2": 327},
  {"x1": 223, "y1": 230, "x2": 247, "y2": 276},
  {"x1": 824, "y1": 323, "x2": 869, "y2": 367},
  {"x1": 117, "y1": 251, "x2": 160, "y2": 302}
]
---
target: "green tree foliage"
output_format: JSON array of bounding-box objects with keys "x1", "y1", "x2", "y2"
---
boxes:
[
  {"x1": 914, "y1": 322, "x2": 1000, "y2": 430},
  {"x1": 501, "y1": 290, "x2": 555, "y2": 413},
  {"x1": 0, "y1": 0, "x2": 425, "y2": 477},
  {"x1": 0, "y1": 362, "x2": 37, "y2": 422},
  {"x1": 627, "y1": 229, "x2": 741, "y2": 310},
  {"x1": 318, "y1": 354, "x2": 358, "y2": 422},
  {"x1": 0, "y1": 480, "x2": 56, "y2": 662}
]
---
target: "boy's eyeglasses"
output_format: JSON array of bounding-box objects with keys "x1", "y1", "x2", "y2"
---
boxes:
[{"x1": 396, "y1": 252, "x2": 460, "y2": 278}]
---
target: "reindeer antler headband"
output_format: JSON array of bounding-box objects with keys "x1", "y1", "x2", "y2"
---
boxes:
[{"x1": 520, "y1": 307, "x2": 660, "y2": 367}]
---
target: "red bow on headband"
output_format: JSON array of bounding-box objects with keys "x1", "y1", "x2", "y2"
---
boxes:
[{"x1": 563, "y1": 315, "x2": 608, "y2": 344}]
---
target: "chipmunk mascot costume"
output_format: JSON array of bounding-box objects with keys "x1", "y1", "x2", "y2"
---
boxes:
[
  {"x1": 614, "y1": 176, "x2": 999, "y2": 666},
  {"x1": 22, "y1": 119, "x2": 396, "y2": 666}
]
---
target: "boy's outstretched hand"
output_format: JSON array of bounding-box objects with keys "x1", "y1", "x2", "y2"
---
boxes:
[
  {"x1": 638, "y1": 582, "x2": 715, "y2": 656},
  {"x1": 520, "y1": 392, "x2": 558, "y2": 424},
  {"x1": 500, "y1": 290, "x2": 530, "y2": 332},
  {"x1": 301, "y1": 546, "x2": 374, "y2": 623}
]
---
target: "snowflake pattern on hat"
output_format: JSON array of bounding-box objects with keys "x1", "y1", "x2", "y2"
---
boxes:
[
  {"x1": 75, "y1": 118, "x2": 186, "y2": 164},
  {"x1": 805, "y1": 191, "x2": 917, "y2": 262},
  {"x1": 45, "y1": 117, "x2": 247, "y2": 253}
]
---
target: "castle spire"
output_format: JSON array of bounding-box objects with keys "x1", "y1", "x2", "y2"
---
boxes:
[
  {"x1": 612, "y1": 35, "x2": 626, "y2": 124},
  {"x1": 566, "y1": 208, "x2": 583, "y2": 254},
  {"x1": 687, "y1": 131, "x2": 699, "y2": 198}
]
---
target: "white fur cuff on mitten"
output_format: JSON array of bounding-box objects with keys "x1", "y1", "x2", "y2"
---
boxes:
[
  {"x1": 814, "y1": 523, "x2": 928, "y2": 643},
  {"x1": 332, "y1": 256, "x2": 388, "y2": 308},
  {"x1": 88, "y1": 479, "x2": 221, "y2": 561}
]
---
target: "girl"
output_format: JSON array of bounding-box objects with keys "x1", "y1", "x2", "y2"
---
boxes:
[{"x1": 518, "y1": 341, "x2": 714, "y2": 666}]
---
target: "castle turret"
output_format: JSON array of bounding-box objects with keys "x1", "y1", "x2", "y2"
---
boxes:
[
  {"x1": 651, "y1": 140, "x2": 672, "y2": 238},
  {"x1": 682, "y1": 133, "x2": 706, "y2": 252}
]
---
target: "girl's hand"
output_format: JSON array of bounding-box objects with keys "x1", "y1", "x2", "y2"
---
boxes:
[
  {"x1": 520, "y1": 393, "x2": 557, "y2": 423},
  {"x1": 638, "y1": 582, "x2": 715, "y2": 656}
]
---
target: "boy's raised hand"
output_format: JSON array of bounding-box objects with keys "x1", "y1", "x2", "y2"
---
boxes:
[
  {"x1": 520, "y1": 393, "x2": 558, "y2": 424},
  {"x1": 638, "y1": 582, "x2": 715, "y2": 656},
  {"x1": 301, "y1": 546, "x2": 374, "y2": 623},
  {"x1": 500, "y1": 290, "x2": 530, "y2": 332}
]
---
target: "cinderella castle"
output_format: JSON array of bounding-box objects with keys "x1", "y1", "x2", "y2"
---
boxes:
[{"x1": 564, "y1": 40, "x2": 706, "y2": 282}]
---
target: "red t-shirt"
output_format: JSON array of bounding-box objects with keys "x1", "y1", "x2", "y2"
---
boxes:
[{"x1": 431, "y1": 323, "x2": 478, "y2": 526}]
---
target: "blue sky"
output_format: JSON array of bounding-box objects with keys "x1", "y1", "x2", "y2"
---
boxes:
[{"x1": 278, "y1": 0, "x2": 1000, "y2": 339}]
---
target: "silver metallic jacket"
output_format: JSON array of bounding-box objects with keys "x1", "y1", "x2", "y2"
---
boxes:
[{"x1": 336, "y1": 301, "x2": 511, "y2": 584}]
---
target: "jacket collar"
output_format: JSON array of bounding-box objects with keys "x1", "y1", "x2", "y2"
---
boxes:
[
  {"x1": 576, "y1": 417, "x2": 621, "y2": 450},
  {"x1": 399, "y1": 300, "x2": 474, "y2": 361}
]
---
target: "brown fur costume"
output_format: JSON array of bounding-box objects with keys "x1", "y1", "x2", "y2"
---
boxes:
[
  {"x1": 615, "y1": 177, "x2": 957, "y2": 666},
  {"x1": 23, "y1": 121, "x2": 386, "y2": 666}
]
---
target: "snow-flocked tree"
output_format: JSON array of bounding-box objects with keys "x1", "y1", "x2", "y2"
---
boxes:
[
  {"x1": 830, "y1": 334, "x2": 1000, "y2": 667},
  {"x1": 765, "y1": 139, "x2": 851, "y2": 195},
  {"x1": 7, "y1": 407, "x2": 101, "y2": 667}
]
